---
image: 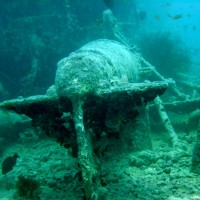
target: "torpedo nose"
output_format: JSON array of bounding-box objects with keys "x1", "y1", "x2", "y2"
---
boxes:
[
  {"x1": 55, "y1": 53, "x2": 107, "y2": 98},
  {"x1": 55, "y1": 40, "x2": 140, "y2": 99}
]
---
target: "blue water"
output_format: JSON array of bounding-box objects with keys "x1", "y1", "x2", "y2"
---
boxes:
[{"x1": 136, "y1": 0, "x2": 200, "y2": 74}]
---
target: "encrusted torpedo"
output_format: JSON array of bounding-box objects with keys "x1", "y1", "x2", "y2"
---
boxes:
[{"x1": 0, "y1": 39, "x2": 168, "y2": 199}]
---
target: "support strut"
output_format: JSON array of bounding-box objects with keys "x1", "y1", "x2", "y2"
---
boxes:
[
  {"x1": 72, "y1": 99, "x2": 106, "y2": 200},
  {"x1": 154, "y1": 96, "x2": 179, "y2": 148}
]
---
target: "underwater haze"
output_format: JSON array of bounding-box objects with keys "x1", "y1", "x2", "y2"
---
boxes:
[
  {"x1": 136, "y1": 0, "x2": 200, "y2": 74},
  {"x1": 0, "y1": 0, "x2": 200, "y2": 200}
]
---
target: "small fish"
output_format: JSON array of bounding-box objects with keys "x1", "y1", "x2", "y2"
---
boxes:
[
  {"x1": 192, "y1": 26, "x2": 196, "y2": 31},
  {"x1": 183, "y1": 24, "x2": 188, "y2": 30},
  {"x1": 2, "y1": 153, "x2": 19, "y2": 175},
  {"x1": 168, "y1": 14, "x2": 183, "y2": 20},
  {"x1": 103, "y1": 0, "x2": 114, "y2": 9},
  {"x1": 138, "y1": 10, "x2": 147, "y2": 20},
  {"x1": 162, "y1": 3, "x2": 171, "y2": 7},
  {"x1": 155, "y1": 15, "x2": 160, "y2": 21}
]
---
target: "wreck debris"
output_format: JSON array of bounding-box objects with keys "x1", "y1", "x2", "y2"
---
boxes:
[
  {"x1": 121, "y1": 105, "x2": 153, "y2": 151},
  {"x1": 0, "y1": 108, "x2": 31, "y2": 141},
  {"x1": 179, "y1": 81, "x2": 200, "y2": 91},
  {"x1": 162, "y1": 98, "x2": 200, "y2": 114},
  {"x1": 102, "y1": 5, "x2": 188, "y2": 102},
  {"x1": 140, "y1": 57, "x2": 188, "y2": 100},
  {"x1": 102, "y1": 9, "x2": 130, "y2": 46}
]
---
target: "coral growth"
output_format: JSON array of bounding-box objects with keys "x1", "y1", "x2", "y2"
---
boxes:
[
  {"x1": 16, "y1": 175, "x2": 40, "y2": 199},
  {"x1": 138, "y1": 32, "x2": 191, "y2": 79}
]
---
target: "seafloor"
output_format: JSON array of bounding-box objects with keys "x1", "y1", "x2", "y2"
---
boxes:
[{"x1": 0, "y1": 127, "x2": 200, "y2": 200}]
